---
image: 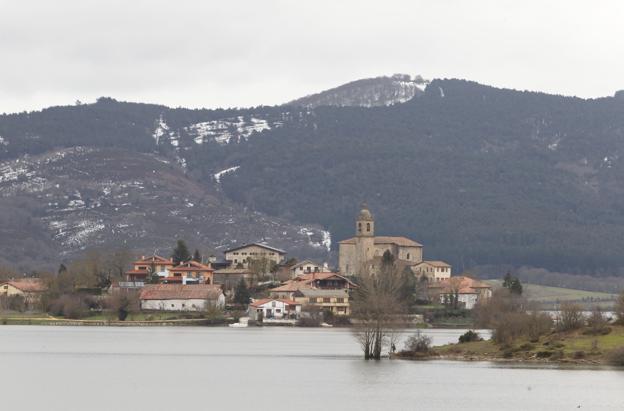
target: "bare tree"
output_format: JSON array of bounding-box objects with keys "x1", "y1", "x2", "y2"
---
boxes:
[
  {"x1": 615, "y1": 291, "x2": 624, "y2": 325},
  {"x1": 351, "y1": 256, "x2": 409, "y2": 360}
]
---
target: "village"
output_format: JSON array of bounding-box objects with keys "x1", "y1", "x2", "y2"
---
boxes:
[{"x1": 0, "y1": 204, "x2": 493, "y2": 326}]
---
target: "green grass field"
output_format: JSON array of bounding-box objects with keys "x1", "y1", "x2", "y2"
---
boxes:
[{"x1": 486, "y1": 280, "x2": 617, "y2": 309}]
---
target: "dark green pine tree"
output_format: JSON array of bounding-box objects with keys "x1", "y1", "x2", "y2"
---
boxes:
[
  {"x1": 509, "y1": 278, "x2": 523, "y2": 295},
  {"x1": 192, "y1": 249, "x2": 202, "y2": 263},
  {"x1": 172, "y1": 240, "x2": 191, "y2": 265},
  {"x1": 234, "y1": 278, "x2": 251, "y2": 305}
]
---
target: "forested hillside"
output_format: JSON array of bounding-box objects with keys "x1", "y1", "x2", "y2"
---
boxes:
[{"x1": 2, "y1": 78, "x2": 624, "y2": 276}]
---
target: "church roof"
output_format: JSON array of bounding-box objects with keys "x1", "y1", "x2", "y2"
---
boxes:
[{"x1": 339, "y1": 236, "x2": 423, "y2": 247}]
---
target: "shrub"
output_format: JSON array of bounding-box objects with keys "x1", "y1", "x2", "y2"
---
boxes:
[
  {"x1": 607, "y1": 347, "x2": 624, "y2": 366},
  {"x1": 47, "y1": 295, "x2": 88, "y2": 319},
  {"x1": 573, "y1": 351, "x2": 586, "y2": 359},
  {"x1": 585, "y1": 306, "x2": 609, "y2": 335},
  {"x1": 458, "y1": 330, "x2": 481, "y2": 343},
  {"x1": 404, "y1": 331, "x2": 432, "y2": 354},
  {"x1": 296, "y1": 317, "x2": 321, "y2": 327},
  {"x1": 615, "y1": 293, "x2": 624, "y2": 325},
  {"x1": 557, "y1": 302, "x2": 584, "y2": 331},
  {"x1": 526, "y1": 311, "x2": 553, "y2": 341},
  {"x1": 0, "y1": 295, "x2": 26, "y2": 312}
]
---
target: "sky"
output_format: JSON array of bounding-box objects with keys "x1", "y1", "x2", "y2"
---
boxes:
[{"x1": 1, "y1": 0, "x2": 624, "y2": 113}]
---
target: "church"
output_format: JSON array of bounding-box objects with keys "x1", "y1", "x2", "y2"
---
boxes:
[{"x1": 338, "y1": 204, "x2": 429, "y2": 276}]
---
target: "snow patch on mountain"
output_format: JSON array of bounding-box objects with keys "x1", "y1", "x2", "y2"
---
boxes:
[
  {"x1": 186, "y1": 116, "x2": 281, "y2": 145},
  {"x1": 299, "y1": 227, "x2": 332, "y2": 252},
  {"x1": 214, "y1": 166, "x2": 240, "y2": 184}
]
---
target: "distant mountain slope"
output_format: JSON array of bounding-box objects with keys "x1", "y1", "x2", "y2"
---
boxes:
[
  {"x1": 3, "y1": 77, "x2": 624, "y2": 276},
  {"x1": 218, "y1": 79, "x2": 624, "y2": 275},
  {"x1": 288, "y1": 74, "x2": 429, "y2": 108},
  {"x1": 0, "y1": 147, "x2": 330, "y2": 271}
]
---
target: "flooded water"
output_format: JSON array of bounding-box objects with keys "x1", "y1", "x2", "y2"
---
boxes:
[{"x1": 1, "y1": 326, "x2": 623, "y2": 411}]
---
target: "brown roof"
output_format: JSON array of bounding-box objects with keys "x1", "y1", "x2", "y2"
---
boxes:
[
  {"x1": 133, "y1": 255, "x2": 174, "y2": 265},
  {"x1": 417, "y1": 260, "x2": 451, "y2": 268},
  {"x1": 269, "y1": 282, "x2": 312, "y2": 292},
  {"x1": 428, "y1": 276, "x2": 492, "y2": 294},
  {"x1": 224, "y1": 242, "x2": 286, "y2": 254},
  {"x1": 339, "y1": 236, "x2": 423, "y2": 247},
  {"x1": 214, "y1": 268, "x2": 251, "y2": 275},
  {"x1": 250, "y1": 298, "x2": 300, "y2": 308},
  {"x1": 171, "y1": 261, "x2": 213, "y2": 272},
  {"x1": 125, "y1": 269, "x2": 149, "y2": 275},
  {"x1": 293, "y1": 272, "x2": 357, "y2": 287},
  {"x1": 2, "y1": 278, "x2": 47, "y2": 293},
  {"x1": 139, "y1": 284, "x2": 222, "y2": 300}
]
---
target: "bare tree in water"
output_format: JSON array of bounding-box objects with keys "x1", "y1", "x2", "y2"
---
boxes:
[{"x1": 351, "y1": 251, "x2": 411, "y2": 359}]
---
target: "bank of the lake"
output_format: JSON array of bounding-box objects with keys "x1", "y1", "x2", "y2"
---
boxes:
[{"x1": 397, "y1": 325, "x2": 624, "y2": 366}]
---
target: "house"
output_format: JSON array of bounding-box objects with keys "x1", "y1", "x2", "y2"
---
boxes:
[
  {"x1": 269, "y1": 272, "x2": 357, "y2": 300},
  {"x1": 338, "y1": 204, "x2": 424, "y2": 276},
  {"x1": 412, "y1": 261, "x2": 452, "y2": 282},
  {"x1": 139, "y1": 284, "x2": 225, "y2": 311},
  {"x1": 288, "y1": 260, "x2": 323, "y2": 277},
  {"x1": 224, "y1": 242, "x2": 286, "y2": 268},
  {"x1": 428, "y1": 276, "x2": 493, "y2": 309},
  {"x1": 167, "y1": 260, "x2": 214, "y2": 284},
  {"x1": 213, "y1": 268, "x2": 253, "y2": 288},
  {"x1": 0, "y1": 278, "x2": 47, "y2": 304},
  {"x1": 294, "y1": 288, "x2": 351, "y2": 316},
  {"x1": 248, "y1": 298, "x2": 301, "y2": 321},
  {"x1": 125, "y1": 255, "x2": 175, "y2": 283}
]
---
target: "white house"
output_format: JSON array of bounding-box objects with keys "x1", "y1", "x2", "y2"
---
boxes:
[
  {"x1": 224, "y1": 242, "x2": 286, "y2": 268},
  {"x1": 248, "y1": 298, "x2": 301, "y2": 321},
  {"x1": 412, "y1": 260, "x2": 452, "y2": 282},
  {"x1": 289, "y1": 260, "x2": 323, "y2": 277},
  {"x1": 428, "y1": 276, "x2": 493, "y2": 309},
  {"x1": 139, "y1": 284, "x2": 225, "y2": 311}
]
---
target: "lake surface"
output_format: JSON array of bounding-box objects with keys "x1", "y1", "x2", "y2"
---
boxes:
[{"x1": 1, "y1": 326, "x2": 623, "y2": 411}]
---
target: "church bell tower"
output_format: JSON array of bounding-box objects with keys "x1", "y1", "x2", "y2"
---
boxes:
[{"x1": 354, "y1": 203, "x2": 375, "y2": 273}]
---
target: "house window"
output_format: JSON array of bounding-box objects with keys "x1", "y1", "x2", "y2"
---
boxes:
[
  {"x1": 171, "y1": 304, "x2": 175, "y2": 307},
  {"x1": 272, "y1": 301, "x2": 276, "y2": 307},
  {"x1": 358, "y1": 222, "x2": 362, "y2": 233},
  {"x1": 182, "y1": 303, "x2": 185, "y2": 308},
  {"x1": 276, "y1": 309, "x2": 281, "y2": 313},
  {"x1": 323, "y1": 298, "x2": 330, "y2": 303},
  {"x1": 366, "y1": 222, "x2": 370, "y2": 232},
  {"x1": 309, "y1": 298, "x2": 317, "y2": 303},
  {"x1": 337, "y1": 298, "x2": 344, "y2": 303},
  {"x1": 406, "y1": 253, "x2": 410, "y2": 260}
]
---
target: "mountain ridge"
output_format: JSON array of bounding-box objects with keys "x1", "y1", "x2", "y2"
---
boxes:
[{"x1": 2, "y1": 76, "x2": 624, "y2": 276}]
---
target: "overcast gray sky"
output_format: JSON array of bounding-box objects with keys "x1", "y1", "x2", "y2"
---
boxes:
[{"x1": 1, "y1": 0, "x2": 623, "y2": 113}]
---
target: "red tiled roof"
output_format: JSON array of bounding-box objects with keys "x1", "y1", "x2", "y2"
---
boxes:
[
  {"x1": 249, "y1": 298, "x2": 300, "y2": 308},
  {"x1": 428, "y1": 276, "x2": 492, "y2": 294},
  {"x1": 339, "y1": 236, "x2": 423, "y2": 247},
  {"x1": 2, "y1": 278, "x2": 47, "y2": 293},
  {"x1": 133, "y1": 255, "x2": 174, "y2": 265},
  {"x1": 171, "y1": 261, "x2": 213, "y2": 272},
  {"x1": 269, "y1": 282, "x2": 312, "y2": 292},
  {"x1": 125, "y1": 269, "x2": 149, "y2": 275},
  {"x1": 139, "y1": 284, "x2": 222, "y2": 300}
]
